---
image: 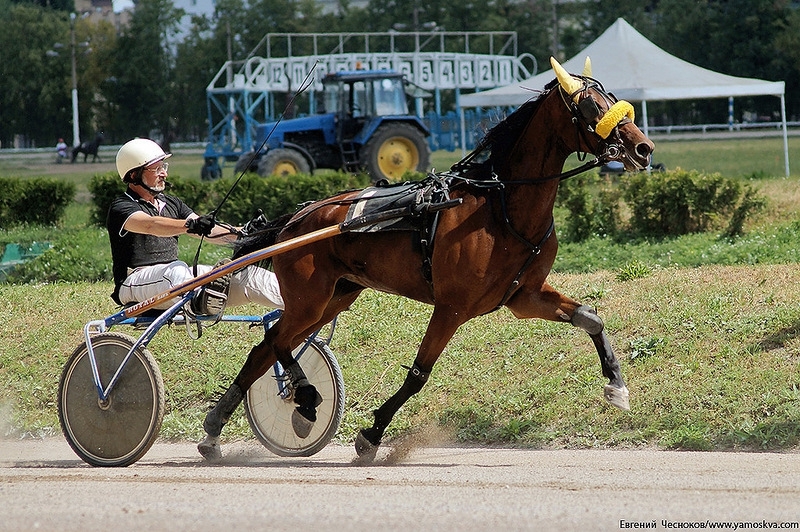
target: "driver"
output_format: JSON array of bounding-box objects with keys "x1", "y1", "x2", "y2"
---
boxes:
[{"x1": 107, "y1": 138, "x2": 283, "y2": 312}]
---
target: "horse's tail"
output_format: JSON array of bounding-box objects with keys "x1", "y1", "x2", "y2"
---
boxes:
[{"x1": 232, "y1": 212, "x2": 294, "y2": 263}]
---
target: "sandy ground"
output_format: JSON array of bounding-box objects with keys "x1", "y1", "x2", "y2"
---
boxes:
[{"x1": 0, "y1": 437, "x2": 798, "y2": 531}]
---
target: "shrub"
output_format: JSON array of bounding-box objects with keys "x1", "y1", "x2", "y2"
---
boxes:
[
  {"x1": 0, "y1": 177, "x2": 75, "y2": 227},
  {"x1": 556, "y1": 174, "x2": 621, "y2": 241},
  {"x1": 556, "y1": 168, "x2": 765, "y2": 241},
  {"x1": 87, "y1": 173, "x2": 125, "y2": 226},
  {"x1": 10, "y1": 227, "x2": 112, "y2": 283},
  {"x1": 616, "y1": 259, "x2": 653, "y2": 281},
  {"x1": 724, "y1": 185, "x2": 767, "y2": 238},
  {"x1": 622, "y1": 168, "x2": 748, "y2": 237}
]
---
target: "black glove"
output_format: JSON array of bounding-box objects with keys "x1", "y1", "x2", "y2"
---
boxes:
[{"x1": 185, "y1": 213, "x2": 216, "y2": 236}]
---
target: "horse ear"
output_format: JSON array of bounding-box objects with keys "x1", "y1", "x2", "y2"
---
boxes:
[
  {"x1": 582, "y1": 57, "x2": 592, "y2": 77},
  {"x1": 550, "y1": 56, "x2": 582, "y2": 102}
]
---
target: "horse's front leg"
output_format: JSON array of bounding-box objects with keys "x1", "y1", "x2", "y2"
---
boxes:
[
  {"x1": 571, "y1": 305, "x2": 630, "y2": 410},
  {"x1": 355, "y1": 307, "x2": 464, "y2": 461},
  {"x1": 507, "y1": 282, "x2": 630, "y2": 411}
]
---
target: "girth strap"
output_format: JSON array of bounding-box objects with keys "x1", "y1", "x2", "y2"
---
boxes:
[{"x1": 487, "y1": 217, "x2": 555, "y2": 314}]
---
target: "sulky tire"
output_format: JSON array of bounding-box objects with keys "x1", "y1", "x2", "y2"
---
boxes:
[
  {"x1": 244, "y1": 337, "x2": 344, "y2": 457},
  {"x1": 58, "y1": 332, "x2": 165, "y2": 467}
]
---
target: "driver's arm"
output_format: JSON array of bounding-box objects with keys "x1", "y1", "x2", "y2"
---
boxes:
[{"x1": 123, "y1": 212, "x2": 239, "y2": 243}]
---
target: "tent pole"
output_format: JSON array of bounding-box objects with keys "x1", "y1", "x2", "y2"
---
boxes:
[
  {"x1": 459, "y1": 107, "x2": 467, "y2": 157},
  {"x1": 641, "y1": 100, "x2": 649, "y2": 137},
  {"x1": 780, "y1": 94, "x2": 790, "y2": 177}
]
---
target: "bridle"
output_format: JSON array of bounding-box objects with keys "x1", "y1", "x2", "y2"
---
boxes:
[{"x1": 559, "y1": 75, "x2": 646, "y2": 174}]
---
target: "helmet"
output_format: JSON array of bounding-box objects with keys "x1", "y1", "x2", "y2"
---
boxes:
[{"x1": 116, "y1": 138, "x2": 172, "y2": 181}]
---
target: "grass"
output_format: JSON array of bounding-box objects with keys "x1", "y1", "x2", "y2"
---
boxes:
[
  {"x1": 2, "y1": 266, "x2": 799, "y2": 450},
  {"x1": 2, "y1": 136, "x2": 800, "y2": 451}
]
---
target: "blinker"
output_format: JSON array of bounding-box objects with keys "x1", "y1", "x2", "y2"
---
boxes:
[{"x1": 578, "y1": 97, "x2": 601, "y2": 121}]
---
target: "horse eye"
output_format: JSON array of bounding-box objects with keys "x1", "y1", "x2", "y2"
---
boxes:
[{"x1": 578, "y1": 98, "x2": 601, "y2": 121}]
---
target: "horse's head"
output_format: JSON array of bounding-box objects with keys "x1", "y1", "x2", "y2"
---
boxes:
[{"x1": 551, "y1": 57, "x2": 654, "y2": 171}]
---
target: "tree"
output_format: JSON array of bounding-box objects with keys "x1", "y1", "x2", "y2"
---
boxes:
[
  {"x1": 0, "y1": 4, "x2": 68, "y2": 147},
  {"x1": 171, "y1": 1, "x2": 243, "y2": 142},
  {"x1": 1, "y1": 0, "x2": 799, "y2": 147},
  {"x1": 104, "y1": 0, "x2": 184, "y2": 142},
  {"x1": 10, "y1": 0, "x2": 73, "y2": 10}
]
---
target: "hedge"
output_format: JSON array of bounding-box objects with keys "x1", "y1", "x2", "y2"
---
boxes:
[
  {"x1": 88, "y1": 171, "x2": 371, "y2": 227},
  {"x1": 0, "y1": 177, "x2": 75, "y2": 227}
]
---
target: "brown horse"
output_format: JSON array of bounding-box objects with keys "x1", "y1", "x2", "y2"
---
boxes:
[{"x1": 198, "y1": 57, "x2": 655, "y2": 461}]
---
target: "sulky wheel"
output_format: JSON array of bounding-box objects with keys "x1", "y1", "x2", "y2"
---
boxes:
[
  {"x1": 244, "y1": 337, "x2": 344, "y2": 457},
  {"x1": 58, "y1": 332, "x2": 165, "y2": 467},
  {"x1": 360, "y1": 122, "x2": 430, "y2": 182},
  {"x1": 257, "y1": 148, "x2": 311, "y2": 177}
]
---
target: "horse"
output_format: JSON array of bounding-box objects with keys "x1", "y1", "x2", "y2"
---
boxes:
[
  {"x1": 71, "y1": 133, "x2": 104, "y2": 163},
  {"x1": 197, "y1": 57, "x2": 655, "y2": 461}
]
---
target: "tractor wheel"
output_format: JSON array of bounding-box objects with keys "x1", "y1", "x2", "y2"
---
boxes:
[
  {"x1": 234, "y1": 152, "x2": 259, "y2": 175},
  {"x1": 257, "y1": 148, "x2": 311, "y2": 177},
  {"x1": 360, "y1": 123, "x2": 430, "y2": 182},
  {"x1": 200, "y1": 158, "x2": 222, "y2": 181}
]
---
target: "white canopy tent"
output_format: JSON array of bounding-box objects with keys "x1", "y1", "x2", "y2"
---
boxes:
[{"x1": 459, "y1": 18, "x2": 789, "y2": 176}]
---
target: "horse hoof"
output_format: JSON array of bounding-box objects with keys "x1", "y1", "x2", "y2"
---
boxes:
[
  {"x1": 354, "y1": 431, "x2": 379, "y2": 462},
  {"x1": 604, "y1": 384, "x2": 630, "y2": 411},
  {"x1": 291, "y1": 408, "x2": 314, "y2": 439},
  {"x1": 197, "y1": 435, "x2": 222, "y2": 461}
]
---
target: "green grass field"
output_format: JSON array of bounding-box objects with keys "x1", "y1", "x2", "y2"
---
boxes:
[{"x1": 2, "y1": 136, "x2": 800, "y2": 451}]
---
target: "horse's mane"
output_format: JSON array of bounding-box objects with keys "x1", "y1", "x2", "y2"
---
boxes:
[
  {"x1": 232, "y1": 212, "x2": 294, "y2": 262},
  {"x1": 451, "y1": 79, "x2": 558, "y2": 177}
]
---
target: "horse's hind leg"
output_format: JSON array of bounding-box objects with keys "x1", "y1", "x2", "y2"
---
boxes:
[
  {"x1": 197, "y1": 382, "x2": 246, "y2": 461},
  {"x1": 355, "y1": 362, "x2": 430, "y2": 460},
  {"x1": 197, "y1": 337, "x2": 276, "y2": 461},
  {"x1": 199, "y1": 284, "x2": 361, "y2": 460},
  {"x1": 571, "y1": 305, "x2": 630, "y2": 410}
]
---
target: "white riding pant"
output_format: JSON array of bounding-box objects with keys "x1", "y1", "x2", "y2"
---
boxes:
[{"x1": 118, "y1": 260, "x2": 284, "y2": 310}]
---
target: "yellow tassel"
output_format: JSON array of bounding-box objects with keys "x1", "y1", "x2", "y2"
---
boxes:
[{"x1": 595, "y1": 101, "x2": 635, "y2": 139}]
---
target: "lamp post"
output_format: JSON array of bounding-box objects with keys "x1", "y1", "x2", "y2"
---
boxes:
[
  {"x1": 68, "y1": 12, "x2": 80, "y2": 149},
  {"x1": 47, "y1": 13, "x2": 81, "y2": 148}
]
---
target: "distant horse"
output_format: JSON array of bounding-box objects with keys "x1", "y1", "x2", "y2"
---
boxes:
[
  {"x1": 198, "y1": 57, "x2": 655, "y2": 461},
  {"x1": 71, "y1": 133, "x2": 104, "y2": 163}
]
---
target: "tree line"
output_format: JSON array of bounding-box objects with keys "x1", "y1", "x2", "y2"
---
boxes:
[{"x1": 2, "y1": 0, "x2": 799, "y2": 149}]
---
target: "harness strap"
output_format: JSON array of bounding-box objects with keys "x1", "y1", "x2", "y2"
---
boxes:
[{"x1": 487, "y1": 217, "x2": 555, "y2": 314}]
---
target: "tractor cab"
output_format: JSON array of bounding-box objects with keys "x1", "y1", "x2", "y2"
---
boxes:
[{"x1": 321, "y1": 70, "x2": 410, "y2": 140}]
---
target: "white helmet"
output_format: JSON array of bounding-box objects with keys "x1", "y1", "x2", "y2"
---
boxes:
[{"x1": 116, "y1": 138, "x2": 172, "y2": 182}]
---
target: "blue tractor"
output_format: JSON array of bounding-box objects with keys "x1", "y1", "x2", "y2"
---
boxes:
[{"x1": 230, "y1": 70, "x2": 431, "y2": 182}]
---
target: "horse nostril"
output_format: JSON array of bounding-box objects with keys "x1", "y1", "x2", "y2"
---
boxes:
[{"x1": 635, "y1": 142, "x2": 653, "y2": 159}]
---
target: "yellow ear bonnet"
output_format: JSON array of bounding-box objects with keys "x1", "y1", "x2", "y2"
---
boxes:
[{"x1": 550, "y1": 56, "x2": 583, "y2": 102}]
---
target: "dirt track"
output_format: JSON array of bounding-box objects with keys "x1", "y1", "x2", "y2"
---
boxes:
[{"x1": 1, "y1": 437, "x2": 798, "y2": 531}]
